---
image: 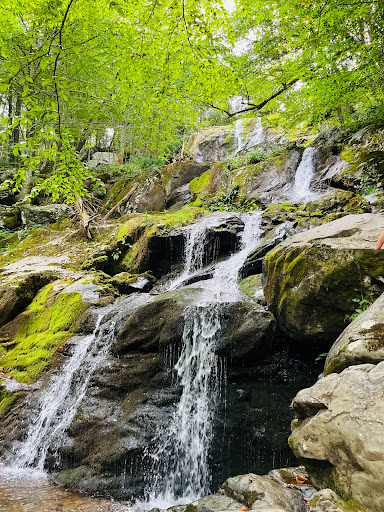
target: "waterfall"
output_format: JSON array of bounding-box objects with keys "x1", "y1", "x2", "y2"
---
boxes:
[
  {"x1": 233, "y1": 119, "x2": 245, "y2": 154},
  {"x1": 210, "y1": 211, "x2": 263, "y2": 300},
  {"x1": 247, "y1": 117, "x2": 263, "y2": 148},
  {"x1": 290, "y1": 147, "x2": 319, "y2": 202},
  {"x1": 11, "y1": 294, "x2": 151, "y2": 471},
  {"x1": 11, "y1": 315, "x2": 114, "y2": 470},
  {"x1": 144, "y1": 211, "x2": 264, "y2": 507},
  {"x1": 166, "y1": 214, "x2": 225, "y2": 291},
  {"x1": 145, "y1": 305, "x2": 223, "y2": 507},
  {"x1": 8, "y1": 210, "x2": 264, "y2": 509}
]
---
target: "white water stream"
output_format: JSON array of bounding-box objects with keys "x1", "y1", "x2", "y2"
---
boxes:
[
  {"x1": 290, "y1": 147, "x2": 319, "y2": 202},
  {"x1": 10, "y1": 294, "x2": 151, "y2": 471},
  {"x1": 144, "y1": 211, "x2": 264, "y2": 507},
  {"x1": 233, "y1": 118, "x2": 263, "y2": 155},
  {"x1": 11, "y1": 315, "x2": 115, "y2": 470}
]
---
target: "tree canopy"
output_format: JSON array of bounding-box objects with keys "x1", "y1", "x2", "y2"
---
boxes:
[{"x1": 0, "y1": 0, "x2": 382, "y2": 204}]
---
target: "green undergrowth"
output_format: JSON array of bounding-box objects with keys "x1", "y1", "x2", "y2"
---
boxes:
[{"x1": 0, "y1": 282, "x2": 85, "y2": 383}]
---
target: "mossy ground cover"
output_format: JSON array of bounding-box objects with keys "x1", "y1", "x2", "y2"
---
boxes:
[{"x1": 0, "y1": 283, "x2": 85, "y2": 383}]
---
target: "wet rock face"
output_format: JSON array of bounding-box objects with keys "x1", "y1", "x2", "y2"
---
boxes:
[
  {"x1": 289, "y1": 361, "x2": 384, "y2": 512},
  {"x1": 263, "y1": 213, "x2": 384, "y2": 348},
  {"x1": 46, "y1": 282, "x2": 317, "y2": 500}
]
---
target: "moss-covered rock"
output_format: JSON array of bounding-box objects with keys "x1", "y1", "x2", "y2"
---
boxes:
[
  {"x1": 0, "y1": 205, "x2": 20, "y2": 229},
  {"x1": 263, "y1": 214, "x2": 384, "y2": 348},
  {"x1": 20, "y1": 204, "x2": 73, "y2": 228},
  {"x1": 238, "y1": 274, "x2": 263, "y2": 299},
  {"x1": 0, "y1": 271, "x2": 59, "y2": 328},
  {"x1": 0, "y1": 281, "x2": 88, "y2": 383},
  {"x1": 161, "y1": 161, "x2": 210, "y2": 199}
]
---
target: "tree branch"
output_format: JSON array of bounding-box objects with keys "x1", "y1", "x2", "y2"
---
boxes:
[{"x1": 210, "y1": 79, "x2": 299, "y2": 117}]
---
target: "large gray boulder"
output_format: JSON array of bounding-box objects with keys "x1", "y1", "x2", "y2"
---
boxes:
[
  {"x1": 289, "y1": 361, "x2": 384, "y2": 512},
  {"x1": 219, "y1": 471, "x2": 308, "y2": 511},
  {"x1": 324, "y1": 292, "x2": 384, "y2": 375},
  {"x1": 263, "y1": 213, "x2": 384, "y2": 347},
  {"x1": 123, "y1": 168, "x2": 166, "y2": 214},
  {"x1": 170, "y1": 468, "x2": 313, "y2": 512},
  {"x1": 20, "y1": 204, "x2": 73, "y2": 227},
  {"x1": 87, "y1": 151, "x2": 119, "y2": 168}
]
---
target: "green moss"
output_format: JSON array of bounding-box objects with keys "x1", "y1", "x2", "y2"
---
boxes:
[
  {"x1": 0, "y1": 284, "x2": 85, "y2": 383},
  {"x1": 81, "y1": 255, "x2": 109, "y2": 271},
  {"x1": 184, "y1": 505, "x2": 198, "y2": 512},
  {"x1": 0, "y1": 385, "x2": 19, "y2": 416},
  {"x1": 290, "y1": 418, "x2": 303, "y2": 431},
  {"x1": 189, "y1": 170, "x2": 213, "y2": 195},
  {"x1": 239, "y1": 275, "x2": 263, "y2": 298},
  {"x1": 103, "y1": 178, "x2": 133, "y2": 211}
]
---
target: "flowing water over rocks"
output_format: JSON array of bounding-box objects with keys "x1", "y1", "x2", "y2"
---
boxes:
[
  {"x1": 9, "y1": 293, "x2": 153, "y2": 471},
  {"x1": 142, "y1": 212, "x2": 265, "y2": 507},
  {"x1": 1, "y1": 210, "x2": 316, "y2": 511},
  {"x1": 290, "y1": 147, "x2": 319, "y2": 202}
]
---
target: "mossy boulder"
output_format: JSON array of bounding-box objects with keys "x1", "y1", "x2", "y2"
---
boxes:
[
  {"x1": 161, "y1": 161, "x2": 211, "y2": 199},
  {"x1": 238, "y1": 274, "x2": 263, "y2": 299},
  {"x1": 261, "y1": 191, "x2": 371, "y2": 236},
  {"x1": 324, "y1": 292, "x2": 384, "y2": 375},
  {"x1": 189, "y1": 149, "x2": 303, "y2": 209},
  {"x1": 124, "y1": 168, "x2": 166, "y2": 214},
  {"x1": 0, "y1": 205, "x2": 20, "y2": 229},
  {"x1": 289, "y1": 361, "x2": 384, "y2": 512},
  {"x1": 0, "y1": 280, "x2": 91, "y2": 384},
  {"x1": 111, "y1": 271, "x2": 156, "y2": 293},
  {"x1": 263, "y1": 213, "x2": 384, "y2": 348},
  {"x1": 0, "y1": 271, "x2": 59, "y2": 328},
  {"x1": 102, "y1": 168, "x2": 166, "y2": 217}
]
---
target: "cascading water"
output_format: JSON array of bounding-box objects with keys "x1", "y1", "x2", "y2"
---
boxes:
[
  {"x1": 144, "y1": 306, "x2": 223, "y2": 508},
  {"x1": 11, "y1": 314, "x2": 114, "y2": 470},
  {"x1": 7, "y1": 211, "x2": 265, "y2": 510},
  {"x1": 290, "y1": 147, "x2": 319, "y2": 202},
  {"x1": 11, "y1": 294, "x2": 152, "y2": 471},
  {"x1": 233, "y1": 119, "x2": 245, "y2": 155},
  {"x1": 144, "y1": 211, "x2": 264, "y2": 507},
  {"x1": 247, "y1": 117, "x2": 263, "y2": 148}
]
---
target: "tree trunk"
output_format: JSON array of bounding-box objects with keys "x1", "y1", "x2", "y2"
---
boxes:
[
  {"x1": 337, "y1": 107, "x2": 345, "y2": 125},
  {"x1": 10, "y1": 93, "x2": 22, "y2": 164},
  {"x1": 75, "y1": 195, "x2": 92, "y2": 239}
]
